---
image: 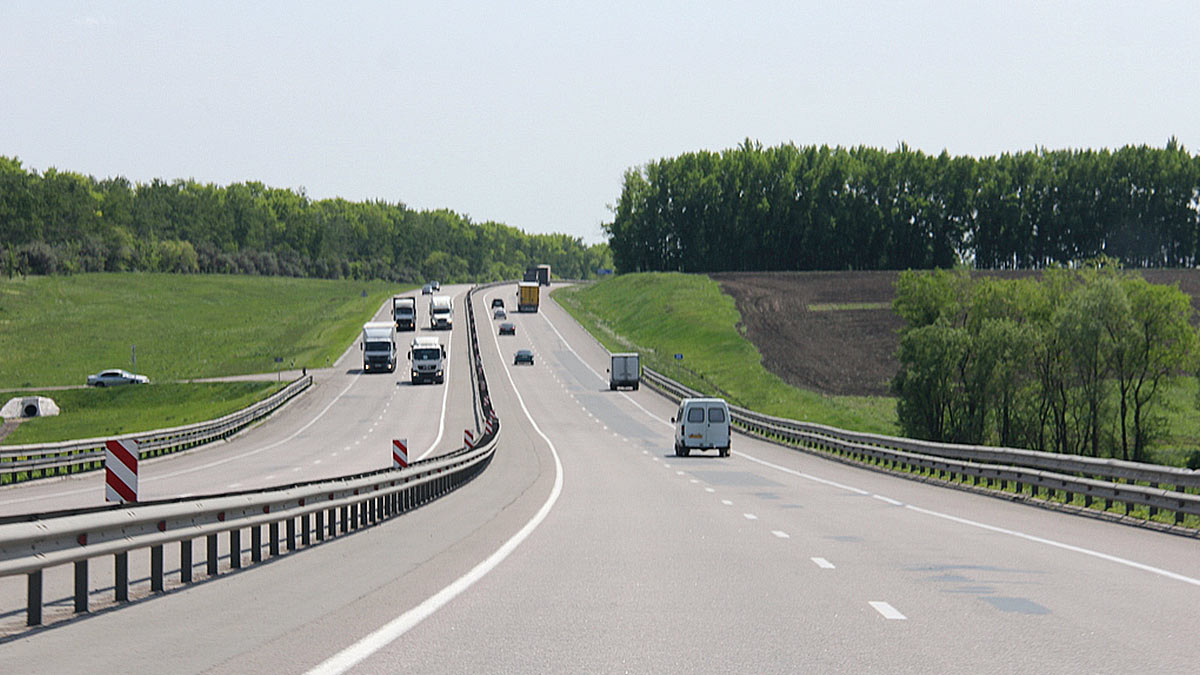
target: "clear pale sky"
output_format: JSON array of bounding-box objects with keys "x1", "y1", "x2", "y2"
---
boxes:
[{"x1": 3, "y1": 2, "x2": 1198, "y2": 244}]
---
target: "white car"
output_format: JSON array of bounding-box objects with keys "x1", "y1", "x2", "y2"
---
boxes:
[
  {"x1": 493, "y1": 308, "x2": 507, "y2": 320},
  {"x1": 87, "y1": 369, "x2": 149, "y2": 387}
]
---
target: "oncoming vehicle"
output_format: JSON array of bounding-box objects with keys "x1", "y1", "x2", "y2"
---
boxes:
[
  {"x1": 514, "y1": 349, "x2": 534, "y2": 365},
  {"x1": 87, "y1": 369, "x2": 149, "y2": 387},
  {"x1": 421, "y1": 283, "x2": 434, "y2": 295},
  {"x1": 672, "y1": 398, "x2": 731, "y2": 457},
  {"x1": 499, "y1": 322, "x2": 515, "y2": 335},
  {"x1": 430, "y1": 281, "x2": 441, "y2": 291},
  {"x1": 409, "y1": 336, "x2": 446, "y2": 384},
  {"x1": 493, "y1": 308, "x2": 507, "y2": 320}
]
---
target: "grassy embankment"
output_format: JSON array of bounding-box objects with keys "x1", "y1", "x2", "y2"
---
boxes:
[
  {"x1": 0, "y1": 273, "x2": 403, "y2": 445},
  {"x1": 553, "y1": 272, "x2": 899, "y2": 435}
]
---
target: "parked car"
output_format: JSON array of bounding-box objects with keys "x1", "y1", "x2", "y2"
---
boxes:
[
  {"x1": 87, "y1": 369, "x2": 149, "y2": 387},
  {"x1": 421, "y1": 283, "x2": 434, "y2": 295},
  {"x1": 671, "y1": 398, "x2": 731, "y2": 457},
  {"x1": 491, "y1": 298, "x2": 505, "y2": 309},
  {"x1": 499, "y1": 322, "x2": 516, "y2": 335},
  {"x1": 514, "y1": 349, "x2": 534, "y2": 365},
  {"x1": 493, "y1": 308, "x2": 507, "y2": 320}
]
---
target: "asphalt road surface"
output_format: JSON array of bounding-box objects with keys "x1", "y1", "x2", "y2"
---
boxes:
[{"x1": 1, "y1": 282, "x2": 1198, "y2": 673}]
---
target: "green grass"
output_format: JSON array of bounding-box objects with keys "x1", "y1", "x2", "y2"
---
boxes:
[
  {"x1": 553, "y1": 273, "x2": 899, "y2": 435},
  {"x1": 2, "y1": 381, "x2": 283, "y2": 445},
  {"x1": 0, "y1": 273, "x2": 405, "y2": 387}
]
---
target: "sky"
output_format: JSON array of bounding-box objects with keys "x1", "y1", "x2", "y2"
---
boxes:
[{"x1": 3, "y1": 2, "x2": 1199, "y2": 245}]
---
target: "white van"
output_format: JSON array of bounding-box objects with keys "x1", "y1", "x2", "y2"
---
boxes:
[{"x1": 671, "y1": 398, "x2": 731, "y2": 457}]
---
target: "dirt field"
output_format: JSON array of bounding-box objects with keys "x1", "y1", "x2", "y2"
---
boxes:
[{"x1": 713, "y1": 269, "x2": 1200, "y2": 398}]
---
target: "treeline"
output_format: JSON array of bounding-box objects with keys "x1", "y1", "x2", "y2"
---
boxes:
[
  {"x1": 891, "y1": 264, "x2": 1197, "y2": 463},
  {"x1": 605, "y1": 140, "x2": 1200, "y2": 272},
  {"x1": 0, "y1": 156, "x2": 611, "y2": 282}
]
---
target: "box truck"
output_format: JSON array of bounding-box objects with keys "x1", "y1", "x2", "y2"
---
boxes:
[
  {"x1": 409, "y1": 336, "x2": 446, "y2": 384},
  {"x1": 517, "y1": 281, "x2": 540, "y2": 312},
  {"x1": 393, "y1": 296, "x2": 416, "y2": 331},
  {"x1": 608, "y1": 353, "x2": 640, "y2": 390},
  {"x1": 361, "y1": 322, "x2": 397, "y2": 373},
  {"x1": 429, "y1": 295, "x2": 453, "y2": 329}
]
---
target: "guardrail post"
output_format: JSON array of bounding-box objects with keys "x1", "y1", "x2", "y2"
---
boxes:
[
  {"x1": 1149, "y1": 483, "x2": 1158, "y2": 518},
  {"x1": 115, "y1": 551, "x2": 129, "y2": 602},
  {"x1": 286, "y1": 518, "x2": 296, "y2": 551},
  {"x1": 302, "y1": 514, "x2": 312, "y2": 547},
  {"x1": 151, "y1": 545, "x2": 164, "y2": 592},
  {"x1": 231, "y1": 529, "x2": 242, "y2": 569},
  {"x1": 316, "y1": 511, "x2": 325, "y2": 541},
  {"x1": 250, "y1": 526, "x2": 261, "y2": 562},
  {"x1": 269, "y1": 522, "x2": 280, "y2": 556},
  {"x1": 27, "y1": 571, "x2": 43, "y2": 626},
  {"x1": 181, "y1": 539, "x2": 193, "y2": 584},
  {"x1": 341, "y1": 505, "x2": 350, "y2": 533},
  {"x1": 74, "y1": 559, "x2": 88, "y2": 613},
  {"x1": 207, "y1": 534, "x2": 219, "y2": 576}
]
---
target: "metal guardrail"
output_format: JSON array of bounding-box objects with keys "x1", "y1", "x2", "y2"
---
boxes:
[
  {"x1": 0, "y1": 284, "x2": 502, "y2": 627},
  {"x1": 0, "y1": 376, "x2": 313, "y2": 485},
  {"x1": 641, "y1": 367, "x2": 1200, "y2": 528}
]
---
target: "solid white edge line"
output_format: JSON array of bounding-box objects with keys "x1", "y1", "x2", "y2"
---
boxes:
[
  {"x1": 307, "y1": 285, "x2": 565, "y2": 675},
  {"x1": 904, "y1": 504, "x2": 1200, "y2": 587},
  {"x1": 872, "y1": 494, "x2": 904, "y2": 506},
  {"x1": 869, "y1": 601, "x2": 907, "y2": 620}
]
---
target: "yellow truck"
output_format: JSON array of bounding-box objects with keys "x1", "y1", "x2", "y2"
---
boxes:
[{"x1": 518, "y1": 281, "x2": 540, "y2": 312}]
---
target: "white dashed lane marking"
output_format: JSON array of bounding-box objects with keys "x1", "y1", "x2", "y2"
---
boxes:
[
  {"x1": 721, "y1": 499, "x2": 733, "y2": 505},
  {"x1": 812, "y1": 557, "x2": 836, "y2": 569},
  {"x1": 771, "y1": 530, "x2": 789, "y2": 538},
  {"x1": 869, "y1": 601, "x2": 907, "y2": 620},
  {"x1": 743, "y1": 513, "x2": 758, "y2": 520}
]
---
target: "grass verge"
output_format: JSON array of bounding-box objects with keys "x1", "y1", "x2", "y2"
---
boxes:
[
  {"x1": 2, "y1": 381, "x2": 284, "y2": 445},
  {"x1": 553, "y1": 273, "x2": 899, "y2": 435},
  {"x1": 0, "y1": 273, "x2": 405, "y2": 388}
]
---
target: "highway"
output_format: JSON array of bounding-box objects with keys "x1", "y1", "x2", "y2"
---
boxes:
[{"x1": 2, "y1": 283, "x2": 1199, "y2": 672}]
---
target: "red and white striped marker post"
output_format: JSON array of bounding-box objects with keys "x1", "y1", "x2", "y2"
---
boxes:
[
  {"x1": 464, "y1": 429, "x2": 475, "y2": 449},
  {"x1": 392, "y1": 438, "x2": 408, "y2": 469},
  {"x1": 104, "y1": 439, "x2": 139, "y2": 503},
  {"x1": 484, "y1": 417, "x2": 496, "y2": 436}
]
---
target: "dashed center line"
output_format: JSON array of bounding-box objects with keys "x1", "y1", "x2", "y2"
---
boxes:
[
  {"x1": 721, "y1": 499, "x2": 733, "y2": 506},
  {"x1": 704, "y1": 487, "x2": 715, "y2": 493},
  {"x1": 869, "y1": 601, "x2": 907, "y2": 620},
  {"x1": 811, "y1": 557, "x2": 836, "y2": 569},
  {"x1": 743, "y1": 513, "x2": 758, "y2": 520},
  {"x1": 771, "y1": 530, "x2": 790, "y2": 538}
]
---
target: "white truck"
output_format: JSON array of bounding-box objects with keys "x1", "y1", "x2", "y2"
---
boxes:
[
  {"x1": 393, "y1": 296, "x2": 416, "y2": 331},
  {"x1": 361, "y1": 322, "x2": 397, "y2": 373},
  {"x1": 409, "y1": 336, "x2": 446, "y2": 384},
  {"x1": 608, "y1": 352, "x2": 640, "y2": 390},
  {"x1": 429, "y1": 295, "x2": 453, "y2": 330}
]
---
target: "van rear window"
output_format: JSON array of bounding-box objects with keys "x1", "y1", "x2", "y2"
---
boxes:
[
  {"x1": 708, "y1": 407, "x2": 726, "y2": 423},
  {"x1": 687, "y1": 408, "x2": 706, "y2": 423}
]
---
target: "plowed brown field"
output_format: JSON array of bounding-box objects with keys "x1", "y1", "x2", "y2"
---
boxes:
[{"x1": 713, "y1": 269, "x2": 1200, "y2": 398}]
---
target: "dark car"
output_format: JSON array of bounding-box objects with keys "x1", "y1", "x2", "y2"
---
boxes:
[
  {"x1": 514, "y1": 349, "x2": 534, "y2": 365},
  {"x1": 491, "y1": 298, "x2": 505, "y2": 309},
  {"x1": 499, "y1": 322, "x2": 516, "y2": 335}
]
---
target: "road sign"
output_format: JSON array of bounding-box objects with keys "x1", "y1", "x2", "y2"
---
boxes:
[{"x1": 674, "y1": 353, "x2": 683, "y2": 360}]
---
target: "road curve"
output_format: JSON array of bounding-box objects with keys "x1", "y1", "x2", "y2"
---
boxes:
[{"x1": 1, "y1": 282, "x2": 1197, "y2": 673}]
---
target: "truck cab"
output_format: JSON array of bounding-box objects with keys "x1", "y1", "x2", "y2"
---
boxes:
[
  {"x1": 672, "y1": 398, "x2": 731, "y2": 457},
  {"x1": 409, "y1": 336, "x2": 446, "y2": 384},
  {"x1": 361, "y1": 322, "x2": 397, "y2": 373}
]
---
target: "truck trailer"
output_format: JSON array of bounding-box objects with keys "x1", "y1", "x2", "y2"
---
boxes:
[{"x1": 517, "y1": 281, "x2": 540, "y2": 312}]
